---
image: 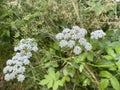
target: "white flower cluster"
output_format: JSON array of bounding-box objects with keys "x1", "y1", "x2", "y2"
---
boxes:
[
  {"x1": 90, "y1": 30, "x2": 106, "y2": 40},
  {"x1": 3, "y1": 38, "x2": 38, "y2": 82},
  {"x1": 55, "y1": 26, "x2": 92, "y2": 55}
]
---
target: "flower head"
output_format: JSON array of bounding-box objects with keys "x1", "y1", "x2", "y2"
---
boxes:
[
  {"x1": 17, "y1": 74, "x2": 25, "y2": 82},
  {"x1": 90, "y1": 30, "x2": 106, "y2": 40},
  {"x1": 73, "y1": 46, "x2": 82, "y2": 55}
]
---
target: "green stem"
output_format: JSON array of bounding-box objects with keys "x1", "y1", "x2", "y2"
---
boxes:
[
  {"x1": 86, "y1": 62, "x2": 120, "y2": 68},
  {"x1": 84, "y1": 64, "x2": 99, "y2": 89},
  {"x1": 30, "y1": 64, "x2": 36, "y2": 81}
]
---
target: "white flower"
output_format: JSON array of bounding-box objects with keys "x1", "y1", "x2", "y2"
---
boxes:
[
  {"x1": 6, "y1": 59, "x2": 13, "y2": 65},
  {"x1": 73, "y1": 46, "x2": 82, "y2": 55},
  {"x1": 79, "y1": 38, "x2": 87, "y2": 46},
  {"x1": 79, "y1": 28, "x2": 87, "y2": 37},
  {"x1": 18, "y1": 44, "x2": 26, "y2": 50},
  {"x1": 71, "y1": 34, "x2": 78, "y2": 40},
  {"x1": 17, "y1": 74, "x2": 25, "y2": 82},
  {"x1": 14, "y1": 47, "x2": 19, "y2": 51},
  {"x1": 62, "y1": 28, "x2": 70, "y2": 34},
  {"x1": 23, "y1": 59, "x2": 30, "y2": 65},
  {"x1": 9, "y1": 73, "x2": 15, "y2": 80},
  {"x1": 59, "y1": 40, "x2": 68, "y2": 48},
  {"x1": 63, "y1": 33, "x2": 71, "y2": 39},
  {"x1": 72, "y1": 26, "x2": 81, "y2": 31},
  {"x1": 17, "y1": 67, "x2": 26, "y2": 73},
  {"x1": 4, "y1": 74, "x2": 11, "y2": 81},
  {"x1": 3, "y1": 66, "x2": 10, "y2": 74},
  {"x1": 85, "y1": 43, "x2": 92, "y2": 51},
  {"x1": 8, "y1": 66, "x2": 13, "y2": 72},
  {"x1": 3, "y1": 66, "x2": 13, "y2": 73},
  {"x1": 27, "y1": 38, "x2": 34, "y2": 42},
  {"x1": 55, "y1": 33, "x2": 64, "y2": 40},
  {"x1": 26, "y1": 52, "x2": 32, "y2": 58},
  {"x1": 32, "y1": 46, "x2": 38, "y2": 52},
  {"x1": 67, "y1": 40, "x2": 75, "y2": 48},
  {"x1": 12, "y1": 53, "x2": 22, "y2": 60},
  {"x1": 15, "y1": 61, "x2": 23, "y2": 66},
  {"x1": 90, "y1": 30, "x2": 106, "y2": 40},
  {"x1": 70, "y1": 29, "x2": 76, "y2": 34},
  {"x1": 15, "y1": 38, "x2": 38, "y2": 51},
  {"x1": 12, "y1": 65, "x2": 18, "y2": 73}
]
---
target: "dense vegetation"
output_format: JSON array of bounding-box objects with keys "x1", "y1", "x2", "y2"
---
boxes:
[{"x1": 0, "y1": 0, "x2": 120, "y2": 90}]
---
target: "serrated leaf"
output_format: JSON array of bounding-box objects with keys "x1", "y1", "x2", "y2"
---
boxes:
[
  {"x1": 47, "y1": 79, "x2": 53, "y2": 89},
  {"x1": 110, "y1": 77, "x2": 120, "y2": 90},
  {"x1": 53, "y1": 80, "x2": 63, "y2": 90},
  {"x1": 55, "y1": 72, "x2": 60, "y2": 80},
  {"x1": 40, "y1": 79, "x2": 48, "y2": 85},
  {"x1": 48, "y1": 68, "x2": 55, "y2": 79},
  {"x1": 100, "y1": 71, "x2": 112, "y2": 78},
  {"x1": 53, "y1": 81, "x2": 59, "y2": 90},
  {"x1": 99, "y1": 79, "x2": 109, "y2": 90}
]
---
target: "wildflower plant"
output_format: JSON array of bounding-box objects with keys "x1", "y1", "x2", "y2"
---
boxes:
[
  {"x1": 1, "y1": 0, "x2": 120, "y2": 90},
  {"x1": 40, "y1": 26, "x2": 107, "y2": 90},
  {"x1": 3, "y1": 38, "x2": 38, "y2": 82}
]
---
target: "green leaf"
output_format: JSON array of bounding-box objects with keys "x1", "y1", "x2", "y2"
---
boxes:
[
  {"x1": 63, "y1": 68, "x2": 68, "y2": 76},
  {"x1": 68, "y1": 68, "x2": 75, "y2": 77},
  {"x1": 75, "y1": 52, "x2": 87, "y2": 63},
  {"x1": 63, "y1": 67, "x2": 75, "y2": 77},
  {"x1": 103, "y1": 55, "x2": 113, "y2": 60},
  {"x1": 53, "y1": 81, "x2": 59, "y2": 90},
  {"x1": 87, "y1": 52, "x2": 93, "y2": 61},
  {"x1": 55, "y1": 72, "x2": 60, "y2": 80},
  {"x1": 40, "y1": 69, "x2": 63, "y2": 90},
  {"x1": 115, "y1": 45, "x2": 120, "y2": 54},
  {"x1": 48, "y1": 79, "x2": 53, "y2": 88},
  {"x1": 106, "y1": 48, "x2": 116, "y2": 57},
  {"x1": 116, "y1": 62, "x2": 120, "y2": 71},
  {"x1": 79, "y1": 64, "x2": 84, "y2": 73},
  {"x1": 110, "y1": 77, "x2": 120, "y2": 90},
  {"x1": 100, "y1": 71, "x2": 112, "y2": 78},
  {"x1": 99, "y1": 79, "x2": 109, "y2": 90},
  {"x1": 53, "y1": 80, "x2": 62, "y2": 90},
  {"x1": 40, "y1": 79, "x2": 48, "y2": 85},
  {"x1": 48, "y1": 68, "x2": 56, "y2": 79},
  {"x1": 62, "y1": 76, "x2": 70, "y2": 83},
  {"x1": 83, "y1": 78, "x2": 90, "y2": 86}
]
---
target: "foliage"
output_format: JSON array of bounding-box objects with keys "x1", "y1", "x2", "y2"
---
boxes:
[{"x1": 0, "y1": 0, "x2": 120, "y2": 90}]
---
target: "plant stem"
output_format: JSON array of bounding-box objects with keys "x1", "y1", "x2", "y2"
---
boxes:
[{"x1": 84, "y1": 64, "x2": 99, "y2": 90}]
